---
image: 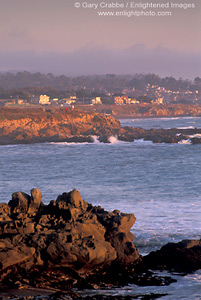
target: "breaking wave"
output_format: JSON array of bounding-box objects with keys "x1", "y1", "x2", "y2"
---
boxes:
[
  {"x1": 177, "y1": 126, "x2": 195, "y2": 130},
  {"x1": 48, "y1": 142, "x2": 91, "y2": 145},
  {"x1": 107, "y1": 136, "x2": 119, "y2": 144},
  {"x1": 189, "y1": 134, "x2": 201, "y2": 139},
  {"x1": 90, "y1": 135, "x2": 100, "y2": 144},
  {"x1": 178, "y1": 139, "x2": 192, "y2": 144}
]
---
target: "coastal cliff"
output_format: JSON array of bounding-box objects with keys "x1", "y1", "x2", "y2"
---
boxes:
[
  {"x1": 1, "y1": 106, "x2": 201, "y2": 145},
  {"x1": 0, "y1": 107, "x2": 121, "y2": 144},
  {"x1": 78, "y1": 103, "x2": 201, "y2": 119}
]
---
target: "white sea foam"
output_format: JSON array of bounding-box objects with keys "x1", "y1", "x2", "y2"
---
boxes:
[
  {"x1": 108, "y1": 136, "x2": 118, "y2": 143},
  {"x1": 177, "y1": 126, "x2": 195, "y2": 129},
  {"x1": 178, "y1": 139, "x2": 192, "y2": 144},
  {"x1": 90, "y1": 135, "x2": 100, "y2": 144},
  {"x1": 0, "y1": 144, "x2": 20, "y2": 148},
  {"x1": 48, "y1": 142, "x2": 90, "y2": 145},
  {"x1": 156, "y1": 117, "x2": 179, "y2": 120},
  {"x1": 48, "y1": 136, "x2": 100, "y2": 145},
  {"x1": 130, "y1": 117, "x2": 179, "y2": 121},
  {"x1": 49, "y1": 136, "x2": 127, "y2": 145},
  {"x1": 189, "y1": 134, "x2": 201, "y2": 139}
]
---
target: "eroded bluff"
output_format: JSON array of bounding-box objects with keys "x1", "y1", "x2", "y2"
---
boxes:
[{"x1": 0, "y1": 189, "x2": 139, "y2": 286}]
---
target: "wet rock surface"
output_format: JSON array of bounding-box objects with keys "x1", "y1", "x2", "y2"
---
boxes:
[
  {"x1": 143, "y1": 239, "x2": 201, "y2": 273},
  {"x1": 0, "y1": 291, "x2": 169, "y2": 300}
]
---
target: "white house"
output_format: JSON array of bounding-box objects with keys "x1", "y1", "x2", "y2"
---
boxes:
[
  {"x1": 39, "y1": 95, "x2": 50, "y2": 105},
  {"x1": 91, "y1": 97, "x2": 102, "y2": 105}
]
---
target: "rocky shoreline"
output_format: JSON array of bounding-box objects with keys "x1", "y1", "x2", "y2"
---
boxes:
[
  {"x1": 0, "y1": 107, "x2": 121, "y2": 145},
  {"x1": 1, "y1": 107, "x2": 201, "y2": 145},
  {"x1": 77, "y1": 104, "x2": 201, "y2": 120},
  {"x1": 1, "y1": 189, "x2": 201, "y2": 299}
]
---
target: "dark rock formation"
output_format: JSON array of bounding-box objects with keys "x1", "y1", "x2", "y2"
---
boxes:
[
  {"x1": 143, "y1": 239, "x2": 201, "y2": 273},
  {"x1": 0, "y1": 188, "x2": 178, "y2": 296},
  {"x1": 0, "y1": 188, "x2": 140, "y2": 291},
  {"x1": 191, "y1": 137, "x2": 201, "y2": 144},
  {"x1": 118, "y1": 127, "x2": 201, "y2": 144}
]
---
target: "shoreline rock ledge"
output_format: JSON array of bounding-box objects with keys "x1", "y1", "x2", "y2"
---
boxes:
[{"x1": 0, "y1": 188, "x2": 145, "y2": 292}]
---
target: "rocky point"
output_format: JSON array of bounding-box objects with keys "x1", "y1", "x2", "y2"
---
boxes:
[
  {"x1": 0, "y1": 188, "x2": 141, "y2": 291},
  {"x1": 2, "y1": 188, "x2": 201, "y2": 299}
]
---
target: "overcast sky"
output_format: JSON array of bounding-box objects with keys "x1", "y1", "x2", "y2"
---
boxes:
[{"x1": 0, "y1": 0, "x2": 201, "y2": 78}]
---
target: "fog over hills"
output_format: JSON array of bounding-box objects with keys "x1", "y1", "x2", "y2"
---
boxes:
[{"x1": 0, "y1": 44, "x2": 200, "y2": 79}]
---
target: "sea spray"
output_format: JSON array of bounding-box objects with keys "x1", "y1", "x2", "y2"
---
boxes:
[
  {"x1": 178, "y1": 139, "x2": 192, "y2": 144},
  {"x1": 108, "y1": 136, "x2": 118, "y2": 144},
  {"x1": 91, "y1": 135, "x2": 100, "y2": 144}
]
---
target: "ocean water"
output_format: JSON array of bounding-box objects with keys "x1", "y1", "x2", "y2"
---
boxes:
[
  {"x1": 0, "y1": 116, "x2": 201, "y2": 299},
  {"x1": 121, "y1": 116, "x2": 201, "y2": 130}
]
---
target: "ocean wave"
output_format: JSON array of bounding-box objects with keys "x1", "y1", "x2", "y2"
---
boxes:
[
  {"x1": 107, "y1": 136, "x2": 119, "y2": 144},
  {"x1": 178, "y1": 139, "x2": 192, "y2": 144},
  {"x1": 177, "y1": 126, "x2": 195, "y2": 129},
  {"x1": 130, "y1": 117, "x2": 180, "y2": 121},
  {"x1": 48, "y1": 141, "x2": 92, "y2": 145},
  {"x1": 48, "y1": 136, "x2": 127, "y2": 145},
  {"x1": 90, "y1": 135, "x2": 100, "y2": 144},
  {"x1": 107, "y1": 136, "x2": 131, "y2": 144},
  {"x1": 181, "y1": 116, "x2": 200, "y2": 120},
  {"x1": 154, "y1": 117, "x2": 179, "y2": 121},
  {"x1": 48, "y1": 136, "x2": 100, "y2": 145},
  {"x1": 134, "y1": 139, "x2": 153, "y2": 144},
  {"x1": 0, "y1": 144, "x2": 20, "y2": 148},
  {"x1": 189, "y1": 134, "x2": 201, "y2": 139}
]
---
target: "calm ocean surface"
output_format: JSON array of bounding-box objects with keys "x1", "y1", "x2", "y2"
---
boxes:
[{"x1": 0, "y1": 116, "x2": 201, "y2": 299}]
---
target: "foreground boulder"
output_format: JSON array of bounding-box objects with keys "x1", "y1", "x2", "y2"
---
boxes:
[
  {"x1": 0, "y1": 188, "x2": 141, "y2": 290},
  {"x1": 143, "y1": 239, "x2": 201, "y2": 273}
]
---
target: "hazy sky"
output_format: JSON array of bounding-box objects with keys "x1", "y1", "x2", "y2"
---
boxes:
[{"x1": 0, "y1": 0, "x2": 201, "y2": 78}]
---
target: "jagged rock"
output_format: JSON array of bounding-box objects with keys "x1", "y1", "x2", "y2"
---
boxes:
[
  {"x1": 9, "y1": 191, "x2": 30, "y2": 213},
  {"x1": 191, "y1": 137, "x2": 201, "y2": 144},
  {"x1": 56, "y1": 189, "x2": 88, "y2": 210},
  {"x1": 0, "y1": 188, "x2": 139, "y2": 291},
  {"x1": 0, "y1": 203, "x2": 11, "y2": 222},
  {"x1": 1, "y1": 188, "x2": 181, "y2": 294},
  {"x1": 28, "y1": 188, "x2": 42, "y2": 214}
]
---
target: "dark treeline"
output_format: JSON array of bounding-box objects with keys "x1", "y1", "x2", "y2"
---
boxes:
[{"x1": 0, "y1": 71, "x2": 201, "y2": 99}]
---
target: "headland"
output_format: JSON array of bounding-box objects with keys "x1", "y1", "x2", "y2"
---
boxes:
[{"x1": 1, "y1": 106, "x2": 201, "y2": 145}]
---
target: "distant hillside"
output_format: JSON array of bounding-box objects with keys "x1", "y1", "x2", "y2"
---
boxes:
[{"x1": 0, "y1": 71, "x2": 200, "y2": 93}]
